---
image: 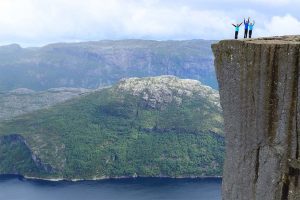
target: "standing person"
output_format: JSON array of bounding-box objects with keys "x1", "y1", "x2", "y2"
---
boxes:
[
  {"x1": 232, "y1": 22, "x2": 243, "y2": 39},
  {"x1": 244, "y1": 17, "x2": 250, "y2": 38},
  {"x1": 249, "y1": 21, "x2": 255, "y2": 38}
]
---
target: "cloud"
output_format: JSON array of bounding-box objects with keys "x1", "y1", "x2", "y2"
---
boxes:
[
  {"x1": 0, "y1": 0, "x2": 234, "y2": 45},
  {"x1": 0, "y1": 0, "x2": 299, "y2": 46},
  {"x1": 258, "y1": 15, "x2": 300, "y2": 37}
]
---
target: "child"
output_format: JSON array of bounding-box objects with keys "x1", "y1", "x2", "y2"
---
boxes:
[
  {"x1": 232, "y1": 22, "x2": 243, "y2": 39},
  {"x1": 249, "y1": 21, "x2": 255, "y2": 38}
]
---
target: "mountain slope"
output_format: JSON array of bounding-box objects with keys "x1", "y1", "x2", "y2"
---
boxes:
[
  {"x1": 0, "y1": 40, "x2": 217, "y2": 92},
  {"x1": 0, "y1": 76, "x2": 223, "y2": 180},
  {"x1": 0, "y1": 88, "x2": 92, "y2": 121}
]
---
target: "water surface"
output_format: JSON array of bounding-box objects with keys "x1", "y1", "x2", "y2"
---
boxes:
[{"x1": 0, "y1": 176, "x2": 221, "y2": 200}]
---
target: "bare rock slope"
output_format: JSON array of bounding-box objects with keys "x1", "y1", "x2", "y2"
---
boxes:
[
  {"x1": 0, "y1": 88, "x2": 92, "y2": 121},
  {"x1": 116, "y1": 75, "x2": 220, "y2": 108},
  {"x1": 212, "y1": 36, "x2": 300, "y2": 200}
]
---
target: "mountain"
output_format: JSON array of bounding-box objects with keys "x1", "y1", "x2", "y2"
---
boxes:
[
  {"x1": 0, "y1": 87, "x2": 92, "y2": 121},
  {"x1": 0, "y1": 76, "x2": 224, "y2": 180},
  {"x1": 0, "y1": 40, "x2": 217, "y2": 92}
]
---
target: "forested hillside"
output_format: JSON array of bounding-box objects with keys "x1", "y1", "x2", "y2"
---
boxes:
[{"x1": 0, "y1": 76, "x2": 223, "y2": 180}]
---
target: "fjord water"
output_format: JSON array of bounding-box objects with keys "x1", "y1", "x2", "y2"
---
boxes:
[{"x1": 0, "y1": 176, "x2": 221, "y2": 200}]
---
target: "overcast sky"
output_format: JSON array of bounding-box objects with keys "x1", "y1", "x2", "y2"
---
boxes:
[{"x1": 0, "y1": 0, "x2": 299, "y2": 47}]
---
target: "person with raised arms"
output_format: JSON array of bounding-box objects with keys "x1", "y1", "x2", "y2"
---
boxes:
[
  {"x1": 249, "y1": 20, "x2": 255, "y2": 38},
  {"x1": 232, "y1": 22, "x2": 243, "y2": 39},
  {"x1": 243, "y1": 17, "x2": 250, "y2": 38}
]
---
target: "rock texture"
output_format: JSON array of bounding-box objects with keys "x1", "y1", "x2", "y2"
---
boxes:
[
  {"x1": 212, "y1": 36, "x2": 300, "y2": 200},
  {"x1": 116, "y1": 75, "x2": 220, "y2": 108}
]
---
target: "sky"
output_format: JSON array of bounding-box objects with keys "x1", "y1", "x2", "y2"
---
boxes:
[{"x1": 0, "y1": 0, "x2": 299, "y2": 47}]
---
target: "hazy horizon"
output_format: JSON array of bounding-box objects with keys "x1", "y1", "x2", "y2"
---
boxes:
[{"x1": 1, "y1": 38, "x2": 218, "y2": 48}]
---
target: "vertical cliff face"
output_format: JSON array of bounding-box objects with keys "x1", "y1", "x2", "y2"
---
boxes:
[{"x1": 212, "y1": 36, "x2": 300, "y2": 200}]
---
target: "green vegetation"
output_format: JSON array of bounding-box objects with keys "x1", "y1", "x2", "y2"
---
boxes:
[
  {"x1": 0, "y1": 76, "x2": 223, "y2": 179},
  {"x1": 0, "y1": 135, "x2": 42, "y2": 176}
]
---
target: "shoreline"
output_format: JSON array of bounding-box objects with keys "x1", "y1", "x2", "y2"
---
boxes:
[{"x1": 0, "y1": 174, "x2": 222, "y2": 182}]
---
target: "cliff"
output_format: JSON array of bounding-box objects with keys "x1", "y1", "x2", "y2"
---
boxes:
[{"x1": 212, "y1": 36, "x2": 300, "y2": 200}]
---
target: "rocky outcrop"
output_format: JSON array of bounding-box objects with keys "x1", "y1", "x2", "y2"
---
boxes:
[
  {"x1": 212, "y1": 36, "x2": 300, "y2": 200},
  {"x1": 116, "y1": 75, "x2": 220, "y2": 109}
]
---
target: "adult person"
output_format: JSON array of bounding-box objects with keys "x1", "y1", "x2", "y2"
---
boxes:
[
  {"x1": 244, "y1": 17, "x2": 250, "y2": 38},
  {"x1": 249, "y1": 21, "x2": 255, "y2": 38},
  {"x1": 232, "y1": 22, "x2": 243, "y2": 39}
]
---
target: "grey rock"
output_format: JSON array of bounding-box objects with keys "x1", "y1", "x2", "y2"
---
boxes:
[
  {"x1": 116, "y1": 75, "x2": 220, "y2": 109},
  {"x1": 212, "y1": 36, "x2": 300, "y2": 200}
]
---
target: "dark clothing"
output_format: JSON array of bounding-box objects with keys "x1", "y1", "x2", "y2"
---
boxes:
[
  {"x1": 249, "y1": 30, "x2": 253, "y2": 38},
  {"x1": 235, "y1": 31, "x2": 238, "y2": 39},
  {"x1": 244, "y1": 29, "x2": 248, "y2": 38}
]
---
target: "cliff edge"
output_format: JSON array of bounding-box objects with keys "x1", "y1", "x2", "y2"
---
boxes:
[{"x1": 212, "y1": 36, "x2": 300, "y2": 200}]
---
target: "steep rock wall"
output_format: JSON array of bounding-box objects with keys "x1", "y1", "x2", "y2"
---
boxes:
[{"x1": 212, "y1": 36, "x2": 300, "y2": 200}]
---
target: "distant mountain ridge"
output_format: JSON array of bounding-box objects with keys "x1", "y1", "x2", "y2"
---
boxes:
[{"x1": 0, "y1": 39, "x2": 217, "y2": 92}]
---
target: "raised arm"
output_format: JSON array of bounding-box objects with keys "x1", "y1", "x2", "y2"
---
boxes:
[
  {"x1": 239, "y1": 22, "x2": 243, "y2": 27},
  {"x1": 244, "y1": 18, "x2": 246, "y2": 24},
  {"x1": 232, "y1": 24, "x2": 236, "y2": 27}
]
